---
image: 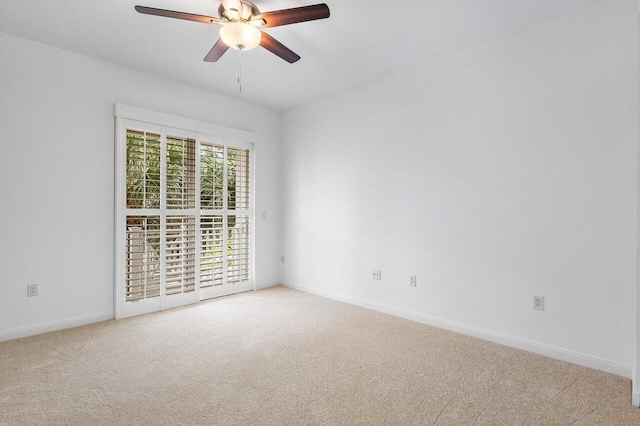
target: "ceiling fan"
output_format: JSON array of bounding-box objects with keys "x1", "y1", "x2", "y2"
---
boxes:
[{"x1": 135, "y1": 0, "x2": 330, "y2": 64}]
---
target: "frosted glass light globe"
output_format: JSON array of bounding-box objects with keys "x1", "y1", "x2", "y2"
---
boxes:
[{"x1": 220, "y1": 22, "x2": 262, "y2": 50}]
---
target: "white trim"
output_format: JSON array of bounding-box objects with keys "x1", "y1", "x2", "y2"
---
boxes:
[
  {"x1": 114, "y1": 104, "x2": 255, "y2": 143},
  {"x1": 256, "y1": 280, "x2": 280, "y2": 290},
  {"x1": 200, "y1": 281, "x2": 253, "y2": 300},
  {"x1": 195, "y1": 134, "x2": 202, "y2": 302},
  {"x1": 282, "y1": 282, "x2": 633, "y2": 379},
  {"x1": 633, "y1": 366, "x2": 639, "y2": 405},
  {"x1": 0, "y1": 312, "x2": 114, "y2": 343},
  {"x1": 114, "y1": 117, "x2": 125, "y2": 319},
  {"x1": 633, "y1": 368, "x2": 640, "y2": 406},
  {"x1": 222, "y1": 144, "x2": 229, "y2": 288},
  {"x1": 635, "y1": 2, "x2": 640, "y2": 407},
  {"x1": 159, "y1": 131, "x2": 167, "y2": 309},
  {"x1": 250, "y1": 146, "x2": 256, "y2": 292},
  {"x1": 114, "y1": 106, "x2": 255, "y2": 319}
]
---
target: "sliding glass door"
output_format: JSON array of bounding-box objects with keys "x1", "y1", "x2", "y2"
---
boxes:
[{"x1": 114, "y1": 113, "x2": 253, "y2": 319}]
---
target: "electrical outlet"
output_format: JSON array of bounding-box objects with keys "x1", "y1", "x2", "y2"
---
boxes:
[
  {"x1": 410, "y1": 275, "x2": 417, "y2": 287},
  {"x1": 533, "y1": 295, "x2": 544, "y2": 311},
  {"x1": 372, "y1": 270, "x2": 381, "y2": 281},
  {"x1": 281, "y1": 255, "x2": 285, "y2": 263},
  {"x1": 27, "y1": 284, "x2": 38, "y2": 297},
  {"x1": 262, "y1": 211, "x2": 268, "y2": 219}
]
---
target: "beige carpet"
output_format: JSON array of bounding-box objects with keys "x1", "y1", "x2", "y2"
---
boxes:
[{"x1": 1, "y1": 286, "x2": 639, "y2": 425}]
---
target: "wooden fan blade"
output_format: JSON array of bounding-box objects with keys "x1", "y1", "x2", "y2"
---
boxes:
[
  {"x1": 259, "y1": 32, "x2": 300, "y2": 63},
  {"x1": 258, "y1": 4, "x2": 330, "y2": 28},
  {"x1": 204, "y1": 39, "x2": 230, "y2": 62},
  {"x1": 135, "y1": 6, "x2": 223, "y2": 24}
]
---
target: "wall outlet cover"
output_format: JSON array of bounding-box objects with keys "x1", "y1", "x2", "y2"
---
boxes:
[
  {"x1": 533, "y1": 295, "x2": 544, "y2": 311},
  {"x1": 27, "y1": 284, "x2": 38, "y2": 297},
  {"x1": 373, "y1": 270, "x2": 381, "y2": 281},
  {"x1": 410, "y1": 275, "x2": 417, "y2": 287}
]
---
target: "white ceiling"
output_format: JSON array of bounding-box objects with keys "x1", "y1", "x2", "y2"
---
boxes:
[{"x1": 0, "y1": 0, "x2": 600, "y2": 111}]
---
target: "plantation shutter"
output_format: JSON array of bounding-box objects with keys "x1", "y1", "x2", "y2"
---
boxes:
[
  {"x1": 126, "y1": 130, "x2": 161, "y2": 209},
  {"x1": 166, "y1": 136, "x2": 196, "y2": 209},
  {"x1": 165, "y1": 135, "x2": 196, "y2": 296},
  {"x1": 227, "y1": 147, "x2": 250, "y2": 284},
  {"x1": 200, "y1": 144, "x2": 224, "y2": 210},
  {"x1": 227, "y1": 147, "x2": 250, "y2": 210},
  {"x1": 115, "y1": 107, "x2": 254, "y2": 319},
  {"x1": 166, "y1": 215, "x2": 196, "y2": 294},
  {"x1": 227, "y1": 215, "x2": 250, "y2": 283},
  {"x1": 125, "y1": 216, "x2": 161, "y2": 301},
  {"x1": 125, "y1": 129, "x2": 162, "y2": 302},
  {"x1": 200, "y1": 215, "x2": 224, "y2": 288}
]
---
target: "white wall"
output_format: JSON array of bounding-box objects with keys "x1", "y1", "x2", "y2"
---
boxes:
[
  {"x1": 281, "y1": 0, "x2": 637, "y2": 374},
  {"x1": 635, "y1": 1, "x2": 640, "y2": 405},
  {"x1": 1, "y1": 1, "x2": 637, "y2": 382},
  {"x1": 0, "y1": 32, "x2": 281, "y2": 339}
]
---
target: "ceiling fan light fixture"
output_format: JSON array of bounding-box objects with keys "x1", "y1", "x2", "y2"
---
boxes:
[
  {"x1": 220, "y1": 22, "x2": 262, "y2": 50},
  {"x1": 136, "y1": 2, "x2": 331, "y2": 64}
]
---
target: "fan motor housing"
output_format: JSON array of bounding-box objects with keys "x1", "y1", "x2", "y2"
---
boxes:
[{"x1": 218, "y1": 1, "x2": 261, "y2": 21}]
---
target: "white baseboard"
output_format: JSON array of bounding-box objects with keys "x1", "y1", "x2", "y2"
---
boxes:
[
  {"x1": 633, "y1": 393, "x2": 640, "y2": 408},
  {"x1": 0, "y1": 312, "x2": 114, "y2": 343},
  {"x1": 255, "y1": 280, "x2": 281, "y2": 290},
  {"x1": 1, "y1": 283, "x2": 281, "y2": 343},
  {"x1": 282, "y1": 282, "x2": 633, "y2": 379}
]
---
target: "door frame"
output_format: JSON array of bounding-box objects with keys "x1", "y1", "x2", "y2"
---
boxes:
[{"x1": 114, "y1": 104, "x2": 256, "y2": 319}]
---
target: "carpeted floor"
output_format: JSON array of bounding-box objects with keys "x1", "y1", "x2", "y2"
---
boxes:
[{"x1": 1, "y1": 286, "x2": 639, "y2": 425}]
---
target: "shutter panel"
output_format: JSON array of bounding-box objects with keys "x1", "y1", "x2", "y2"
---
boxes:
[
  {"x1": 166, "y1": 216, "x2": 196, "y2": 295},
  {"x1": 227, "y1": 147, "x2": 251, "y2": 283},
  {"x1": 200, "y1": 215, "x2": 224, "y2": 288},
  {"x1": 126, "y1": 130, "x2": 161, "y2": 209},
  {"x1": 226, "y1": 147, "x2": 250, "y2": 284},
  {"x1": 118, "y1": 118, "x2": 252, "y2": 318},
  {"x1": 125, "y1": 129, "x2": 162, "y2": 302},
  {"x1": 125, "y1": 216, "x2": 161, "y2": 301},
  {"x1": 227, "y1": 147, "x2": 250, "y2": 210},
  {"x1": 200, "y1": 144, "x2": 224, "y2": 210},
  {"x1": 227, "y1": 215, "x2": 250, "y2": 283},
  {"x1": 166, "y1": 136, "x2": 196, "y2": 209}
]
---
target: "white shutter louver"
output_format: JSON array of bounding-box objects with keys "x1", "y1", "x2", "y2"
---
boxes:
[
  {"x1": 125, "y1": 129, "x2": 162, "y2": 303},
  {"x1": 125, "y1": 216, "x2": 161, "y2": 301},
  {"x1": 226, "y1": 147, "x2": 250, "y2": 284},
  {"x1": 167, "y1": 136, "x2": 196, "y2": 209},
  {"x1": 200, "y1": 215, "x2": 224, "y2": 288},
  {"x1": 166, "y1": 216, "x2": 196, "y2": 295},
  {"x1": 200, "y1": 144, "x2": 224, "y2": 210},
  {"x1": 126, "y1": 130, "x2": 161, "y2": 209},
  {"x1": 227, "y1": 216, "x2": 250, "y2": 283},
  {"x1": 227, "y1": 147, "x2": 250, "y2": 211}
]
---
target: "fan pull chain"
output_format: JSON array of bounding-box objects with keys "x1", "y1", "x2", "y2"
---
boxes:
[{"x1": 237, "y1": 45, "x2": 243, "y2": 93}]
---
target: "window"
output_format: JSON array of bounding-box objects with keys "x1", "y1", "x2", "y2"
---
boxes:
[{"x1": 114, "y1": 105, "x2": 254, "y2": 319}]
